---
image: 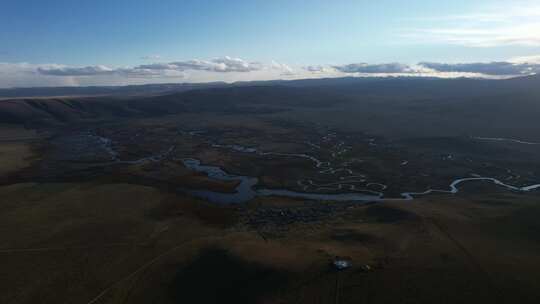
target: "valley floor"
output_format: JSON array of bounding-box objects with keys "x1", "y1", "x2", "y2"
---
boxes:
[
  {"x1": 1, "y1": 101, "x2": 540, "y2": 303},
  {"x1": 1, "y1": 181, "x2": 540, "y2": 303}
]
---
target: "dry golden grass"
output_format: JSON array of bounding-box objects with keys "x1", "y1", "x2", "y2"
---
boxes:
[
  {"x1": 0, "y1": 125, "x2": 40, "y2": 176},
  {"x1": 0, "y1": 125, "x2": 39, "y2": 141},
  {"x1": 1, "y1": 179, "x2": 540, "y2": 304},
  {"x1": 0, "y1": 143, "x2": 35, "y2": 176},
  {"x1": 0, "y1": 182, "x2": 222, "y2": 304}
]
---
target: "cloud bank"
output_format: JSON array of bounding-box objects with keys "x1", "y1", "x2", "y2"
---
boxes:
[
  {"x1": 38, "y1": 65, "x2": 116, "y2": 76},
  {"x1": 333, "y1": 63, "x2": 413, "y2": 74},
  {"x1": 418, "y1": 62, "x2": 540, "y2": 76},
  {"x1": 138, "y1": 57, "x2": 263, "y2": 73},
  {"x1": 38, "y1": 57, "x2": 265, "y2": 77},
  {"x1": 2, "y1": 56, "x2": 540, "y2": 88}
]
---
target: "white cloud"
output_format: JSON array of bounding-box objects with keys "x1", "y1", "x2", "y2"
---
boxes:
[
  {"x1": 0, "y1": 63, "x2": 79, "y2": 87},
  {"x1": 0, "y1": 62, "x2": 188, "y2": 88},
  {"x1": 404, "y1": 2, "x2": 540, "y2": 47},
  {"x1": 409, "y1": 24, "x2": 540, "y2": 47},
  {"x1": 270, "y1": 61, "x2": 295, "y2": 76},
  {"x1": 333, "y1": 63, "x2": 413, "y2": 74},
  {"x1": 38, "y1": 65, "x2": 115, "y2": 76},
  {"x1": 135, "y1": 63, "x2": 179, "y2": 70},
  {"x1": 303, "y1": 65, "x2": 334, "y2": 73},
  {"x1": 159, "y1": 57, "x2": 263, "y2": 73},
  {"x1": 0, "y1": 57, "x2": 292, "y2": 88},
  {"x1": 38, "y1": 57, "x2": 264, "y2": 77},
  {"x1": 419, "y1": 62, "x2": 540, "y2": 76},
  {"x1": 510, "y1": 54, "x2": 540, "y2": 64},
  {"x1": 210, "y1": 57, "x2": 262, "y2": 72}
]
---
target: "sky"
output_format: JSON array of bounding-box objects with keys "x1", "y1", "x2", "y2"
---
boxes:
[{"x1": 1, "y1": 0, "x2": 540, "y2": 87}]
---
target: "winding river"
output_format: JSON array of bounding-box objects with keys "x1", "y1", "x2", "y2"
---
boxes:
[
  {"x1": 179, "y1": 132, "x2": 540, "y2": 203},
  {"x1": 181, "y1": 158, "x2": 382, "y2": 204},
  {"x1": 93, "y1": 131, "x2": 540, "y2": 204},
  {"x1": 181, "y1": 157, "x2": 540, "y2": 204},
  {"x1": 473, "y1": 136, "x2": 540, "y2": 145}
]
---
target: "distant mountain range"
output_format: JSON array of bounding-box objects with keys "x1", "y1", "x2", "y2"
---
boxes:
[
  {"x1": 0, "y1": 82, "x2": 229, "y2": 99},
  {"x1": 1, "y1": 74, "x2": 538, "y2": 99},
  {"x1": 1, "y1": 74, "x2": 539, "y2": 140}
]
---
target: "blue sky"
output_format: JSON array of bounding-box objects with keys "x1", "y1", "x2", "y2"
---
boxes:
[{"x1": 1, "y1": 0, "x2": 540, "y2": 87}]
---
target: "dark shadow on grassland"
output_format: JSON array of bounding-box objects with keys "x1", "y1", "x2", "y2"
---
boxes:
[
  {"x1": 330, "y1": 228, "x2": 380, "y2": 244},
  {"x1": 493, "y1": 204, "x2": 540, "y2": 243},
  {"x1": 169, "y1": 247, "x2": 289, "y2": 304},
  {"x1": 145, "y1": 195, "x2": 239, "y2": 228},
  {"x1": 364, "y1": 205, "x2": 418, "y2": 223}
]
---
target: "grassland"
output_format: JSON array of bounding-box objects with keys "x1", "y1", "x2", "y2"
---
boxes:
[
  {"x1": 1, "y1": 180, "x2": 540, "y2": 303},
  {"x1": 1, "y1": 77, "x2": 540, "y2": 303},
  {"x1": 0, "y1": 125, "x2": 41, "y2": 177}
]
